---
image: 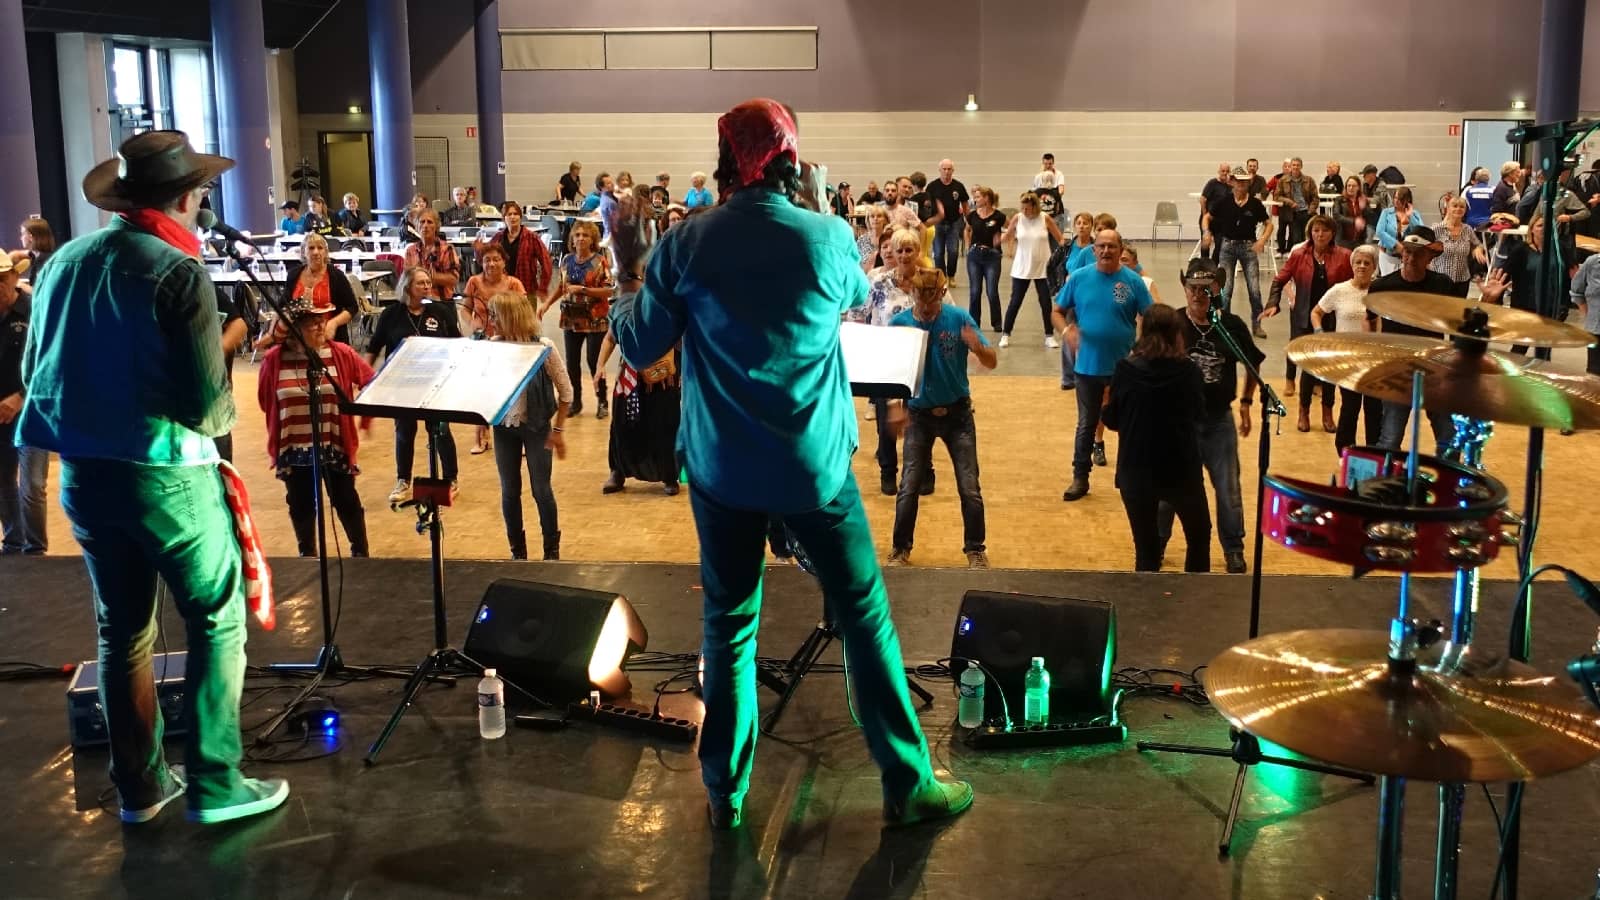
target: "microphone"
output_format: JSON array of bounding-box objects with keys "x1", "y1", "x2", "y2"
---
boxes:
[{"x1": 197, "y1": 209, "x2": 252, "y2": 247}]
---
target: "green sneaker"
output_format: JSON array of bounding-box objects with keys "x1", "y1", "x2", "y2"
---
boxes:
[
  {"x1": 883, "y1": 778, "x2": 973, "y2": 828},
  {"x1": 188, "y1": 777, "x2": 290, "y2": 825},
  {"x1": 120, "y1": 765, "x2": 186, "y2": 824}
]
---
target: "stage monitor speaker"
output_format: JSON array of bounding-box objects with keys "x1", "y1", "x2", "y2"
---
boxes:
[
  {"x1": 950, "y1": 591, "x2": 1115, "y2": 724},
  {"x1": 464, "y1": 580, "x2": 648, "y2": 702}
]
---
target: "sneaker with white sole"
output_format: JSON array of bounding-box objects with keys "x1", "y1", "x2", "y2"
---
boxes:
[
  {"x1": 388, "y1": 478, "x2": 411, "y2": 505},
  {"x1": 1045, "y1": 335, "x2": 1060, "y2": 349},
  {"x1": 998, "y1": 334, "x2": 1011, "y2": 349},
  {"x1": 120, "y1": 765, "x2": 186, "y2": 824},
  {"x1": 966, "y1": 550, "x2": 990, "y2": 569},
  {"x1": 885, "y1": 548, "x2": 911, "y2": 567},
  {"x1": 188, "y1": 776, "x2": 290, "y2": 825}
]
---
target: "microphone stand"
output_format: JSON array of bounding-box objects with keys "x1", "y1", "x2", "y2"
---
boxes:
[
  {"x1": 217, "y1": 238, "x2": 399, "y2": 685},
  {"x1": 1136, "y1": 290, "x2": 1374, "y2": 856}
]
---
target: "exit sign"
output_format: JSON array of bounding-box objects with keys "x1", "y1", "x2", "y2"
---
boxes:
[
  {"x1": 466, "y1": 126, "x2": 477, "y2": 138},
  {"x1": 1448, "y1": 123, "x2": 1461, "y2": 137}
]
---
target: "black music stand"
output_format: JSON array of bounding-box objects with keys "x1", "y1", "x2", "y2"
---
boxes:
[{"x1": 350, "y1": 336, "x2": 550, "y2": 764}]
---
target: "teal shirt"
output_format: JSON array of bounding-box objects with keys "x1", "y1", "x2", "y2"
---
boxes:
[{"x1": 609, "y1": 188, "x2": 869, "y2": 514}]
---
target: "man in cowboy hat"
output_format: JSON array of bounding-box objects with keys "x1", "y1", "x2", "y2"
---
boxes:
[
  {"x1": 1368, "y1": 224, "x2": 1458, "y2": 452},
  {"x1": 607, "y1": 98, "x2": 972, "y2": 832},
  {"x1": 1158, "y1": 257, "x2": 1264, "y2": 575},
  {"x1": 0, "y1": 252, "x2": 48, "y2": 555},
  {"x1": 15, "y1": 130, "x2": 289, "y2": 825}
]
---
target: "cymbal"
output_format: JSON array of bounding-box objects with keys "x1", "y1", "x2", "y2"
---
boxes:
[
  {"x1": 1364, "y1": 291, "x2": 1593, "y2": 348},
  {"x1": 1205, "y1": 629, "x2": 1600, "y2": 782},
  {"x1": 1287, "y1": 333, "x2": 1600, "y2": 430},
  {"x1": 1578, "y1": 234, "x2": 1599, "y2": 253}
]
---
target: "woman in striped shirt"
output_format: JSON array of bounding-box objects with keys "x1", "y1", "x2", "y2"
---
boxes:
[{"x1": 257, "y1": 293, "x2": 377, "y2": 557}]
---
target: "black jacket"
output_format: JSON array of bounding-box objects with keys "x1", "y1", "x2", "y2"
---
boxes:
[
  {"x1": 283, "y1": 262, "x2": 361, "y2": 344},
  {"x1": 1102, "y1": 355, "x2": 1206, "y2": 492}
]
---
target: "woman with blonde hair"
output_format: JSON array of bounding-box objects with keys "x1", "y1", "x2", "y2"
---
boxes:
[
  {"x1": 489, "y1": 292, "x2": 571, "y2": 559},
  {"x1": 256, "y1": 232, "x2": 360, "y2": 350},
  {"x1": 998, "y1": 190, "x2": 1064, "y2": 348}
]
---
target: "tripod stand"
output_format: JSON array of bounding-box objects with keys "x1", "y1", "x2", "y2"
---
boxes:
[
  {"x1": 1135, "y1": 294, "x2": 1373, "y2": 856},
  {"x1": 366, "y1": 420, "x2": 481, "y2": 764},
  {"x1": 215, "y1": 238, "x2": 397, "y2": 684}
]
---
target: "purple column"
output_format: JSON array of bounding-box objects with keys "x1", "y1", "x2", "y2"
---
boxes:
[
  {"x1": 0, "y1": 0, "x2": 41, "y2": 233},
  {"x1": 474, "y1": 0, "x2": 506, "y2": 206},
  {"x1": 1535, "y1": 0, "x2": 1584, "y2": 124},
  {"x1": 210, "y1": 0, "x2": 274, "y2": 233},
  {"x1": 368, "y1": 0, "x2": 415, "y2": 225}
]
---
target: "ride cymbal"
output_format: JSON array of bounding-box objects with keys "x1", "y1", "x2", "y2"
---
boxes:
[
  {"x1": 1286, "y1": 333, "x2": 1600, "y2": 430},
  {"x1": 1205, "y1": 629, "x2": 1600, "y2": 782},
  {"x1": 1364, "y1": 291, "x2": 1593, "y2": 348}
]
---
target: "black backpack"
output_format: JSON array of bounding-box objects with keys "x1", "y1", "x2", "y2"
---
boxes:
[
  {"x1": 1045, "y1": 242, "x2": 1072, "y2": 298},
  {"x1": 1378, "y1": 165, "x2": 1406, "y2": 185}
]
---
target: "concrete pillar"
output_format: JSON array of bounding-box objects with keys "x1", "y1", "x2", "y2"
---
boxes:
[
  {"x1": 210, "y1": 0, "x2": 275, "y2": 232},
  {"x1": 0, "y1": 0, "x2": 41, "y2": 234},
  {"x1": 474, "y1": 0, "x2": 506, "y2": 206},
  {"x1": 368, "y1": 0, "x2": 415, "y2": 225}
]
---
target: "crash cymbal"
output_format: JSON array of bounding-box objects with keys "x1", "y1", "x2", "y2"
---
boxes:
[
  {"x1": 1578, "y1": 234, "x2": 1600, "y2": 254},
  {"x1": 1365, "y1": 291, "x2": 1593, "y2": 348},
  {"x1": 1205, "y1": 629, "x2": 1600, "y2": 782},
  {"x1": 1287, "y1": 332, "x2": 1600, "y2": 430}
]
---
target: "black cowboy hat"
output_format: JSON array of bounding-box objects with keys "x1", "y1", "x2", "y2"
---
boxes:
[{"x1": 82, "y1": 130, "x2": 234, "y2": 212}]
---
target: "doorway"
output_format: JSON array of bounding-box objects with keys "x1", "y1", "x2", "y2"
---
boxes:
[{"x1": 319, "y1": 131, "x2": 375, "y2": 212}]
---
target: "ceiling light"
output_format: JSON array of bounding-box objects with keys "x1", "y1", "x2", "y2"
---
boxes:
[
  {"x1": 347, "y1": 105, "x2": 363, "y2": 115},
  {"x1": 1510, "y1": 99, "x2": 1527, "y2": 111},
  {"x1": 964, "y1": 93, "x2": 978, "y2": 112}
]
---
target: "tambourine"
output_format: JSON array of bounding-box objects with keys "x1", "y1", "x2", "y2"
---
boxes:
[{"x1": 1262, "y1": 447, "x2": 1515, "y2": 573}]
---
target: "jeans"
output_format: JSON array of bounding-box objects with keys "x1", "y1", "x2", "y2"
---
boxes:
[
  {"x1": 1123, "y1": 477, "x2": 1211, "y2": 572},
  {"x1": 493, "y1": 420, "x2": 558, "y2": 550},
  {"x1": 282, "y1": 466, "x2": 367, "y2": 557},
  {"x1": 1378, "y1": 401, "x2": 1456, "y2": 454},
  {"x1": 965, "y1": 247, "x2": 1002, "y2": 330},
  {"x1": 1336, "y1": 388, "x2": 1383, "y2": 455},
  {"x1": 933, "y1": 220, "x2": 962, "y2": 278},
  {"x1": 394, "y1": 418, "x2": 458, "y2": 481},
  {"x1": 1279, "y1": 207, "x2": 1310, "y2": 254},
  {"x1": 1004, "y1": 277, "x2": 1051, "y2": 337},
  {"x1": 1072, "y1": 373, "x2": 1112, "y2": 479},
  {"x1": 871, "y1": 398, "x2": 898, "y2": 479},
  {"x1": 0, "y1": 423, "x2": 48, "y2": 553},
  {"x1": 1217, "y1": 238, "x2": 1264, "y2": 321},
  {"x1": 1158, "y1": 408, "x2": 1245, "y2": 554},
  {"x1": 891, "y1": 403, "x2": 984, "y2": 553},
  {"x1": 689, "y1": 473, "x2": 933, "y2": 807},
  {"x1": 1060, "y1": 342, "x2": 1077, "y2": 389},
  {"x1": 59, "y1": 458, "x2": 249, "y2": 812}
]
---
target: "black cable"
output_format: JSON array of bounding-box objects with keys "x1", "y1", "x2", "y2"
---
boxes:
[{"x1": 1488, "y1": 782, "x2": 1524, "y2": 900}]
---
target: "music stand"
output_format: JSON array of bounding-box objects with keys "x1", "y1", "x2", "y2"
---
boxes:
[
  {"x1": 757, "y1": 323, "x2": 935, "y2": 736},
  {"x1": 350, "y1": 336, "x2": 550, "y2": 764}
]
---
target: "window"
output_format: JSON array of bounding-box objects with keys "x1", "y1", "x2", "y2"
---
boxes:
[
  {"x1": 501, "y1": 27, "x2": 818, "y2": 72},
  {"x1": 110, "y1": 45, "x2": 146, "y2": 108}
]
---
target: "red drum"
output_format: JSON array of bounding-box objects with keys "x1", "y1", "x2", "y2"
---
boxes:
[{"x1": 1261, "y1": 447, "x2": 1513, "y2": 573}]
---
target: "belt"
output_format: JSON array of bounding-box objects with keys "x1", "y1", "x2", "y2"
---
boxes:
[{"x1": 912, "y1": 397, "x2": 971, "y2": 417}]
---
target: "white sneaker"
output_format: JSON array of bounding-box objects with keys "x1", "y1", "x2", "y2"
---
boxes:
[
  {"x1": 998, "y1": 334, "x2": 1011, "y2": 349},
  {"x1": 1045, "y1": 335, "x2": 1061, "y2": 349},
  {"x1": 865, "y1": 406, "x2": 876, "y2": 421},
  {"x1": 388, "y1": 478, "x2": 411, "y2": 504}
]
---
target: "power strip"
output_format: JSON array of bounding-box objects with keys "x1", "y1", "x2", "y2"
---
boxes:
[
  {"x1": 566, "y1": 701, "x2": 699, "y2": 743},
  {"x1": 963, "y1": 720, "x2": 1126, "y2": 750}
]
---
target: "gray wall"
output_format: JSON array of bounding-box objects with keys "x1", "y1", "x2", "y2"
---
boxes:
[{"x1": 297, "y1": 0, "x2": 1600, "y2": 115}]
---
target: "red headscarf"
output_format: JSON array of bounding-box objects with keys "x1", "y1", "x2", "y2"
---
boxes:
[{"x1": 716, "y1": 99, "x2": 798, "y2": 201}]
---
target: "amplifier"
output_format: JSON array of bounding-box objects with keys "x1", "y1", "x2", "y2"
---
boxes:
[{"x1": 67, "y1": 652, "x2": 188, "y2": 747}]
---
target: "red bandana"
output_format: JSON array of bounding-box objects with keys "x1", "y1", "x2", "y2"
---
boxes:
[
  {"x1": 716, "y1": 98, "x2": 798, "y2": 201},
  {"x1": 119, "y1": 207, "x2": 202, "y2": 258}
]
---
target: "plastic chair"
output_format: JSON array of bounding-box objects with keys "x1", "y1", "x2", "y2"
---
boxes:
[
  {"x1": 542, "y1": 214, "x2": 565, "y2": 257},
  {"x1": 1152, "y1": 201, "x2": 1182, "y2": 241}
]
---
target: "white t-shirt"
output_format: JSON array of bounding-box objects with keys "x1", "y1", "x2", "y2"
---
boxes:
[{"x1": 1316, "y1": 281, "x2": 1370, "y2": 333}]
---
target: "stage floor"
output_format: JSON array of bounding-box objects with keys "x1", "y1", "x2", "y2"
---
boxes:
[{"x1": 3, "y1": 558, "x2": 1599, "y2": 899}]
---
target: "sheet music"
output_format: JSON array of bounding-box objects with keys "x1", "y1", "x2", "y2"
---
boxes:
[
  {"x1": 354, "y1": 336, "x2": 549, "y2": 425},
  {"x1": 839, "y1": 322, "x2": 928, "y2": 398}
]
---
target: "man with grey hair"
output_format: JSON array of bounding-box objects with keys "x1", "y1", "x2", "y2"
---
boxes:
[
  {"x1": 1490, "y1": 161, "x2": 1522, "y2": 216},
  {"x1": 927, "y1": 159, "x2": 969, "y2": 278},
  {"x1": 655, "y1": 170, "x2": 673, "y2": 205},
  {"x1": 441, "y1": 185, "x2": 475, "y2": 226}
]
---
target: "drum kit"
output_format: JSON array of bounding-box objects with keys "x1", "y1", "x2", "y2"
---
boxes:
[{"x1": 1204, "y1": 289, "x2": 1600, "y2": 899}]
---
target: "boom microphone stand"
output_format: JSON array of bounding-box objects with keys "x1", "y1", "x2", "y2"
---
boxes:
[
  {"x1": 1136, "y1": 284, "x2": 1374, "y2": 856},
  {"x1": 213, "y1": 227, "x2": 398, "y2": 685}
]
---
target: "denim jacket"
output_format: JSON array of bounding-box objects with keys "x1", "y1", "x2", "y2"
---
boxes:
[{"x1": 18, "y1": 216, "x2": 233, "y2": 465}]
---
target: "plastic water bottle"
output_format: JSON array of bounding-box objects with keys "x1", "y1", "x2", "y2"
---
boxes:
[
  {"x1": 1024, "y1": 657, "x2": 1051, "y2": 725},
  {"x1": 957, "y1": 662, "x2": 986, "y2": 728},
  {"x1": 478, "y1": 668, "x2": 506, "y2": 739}
]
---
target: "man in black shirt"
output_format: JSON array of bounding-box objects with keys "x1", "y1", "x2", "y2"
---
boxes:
[
  {"x1": 365, "y1": 282, "x2": 462, "y2": 504},
  {"x1": 1244, "y1": 158, "x2": 1268, "y2": 201},
  {"x1": 334, "y1": 192, "x2": 367, "y2": 233},
  {"x1": 830, "y1": 181, "x2": 854, "y2": 220},
  {"x1": 1198, "y1": 162, "x2": 1232, "y2": 260},
  {"x1": 926, "y1": 159, "x2": 970, "y2": 279},
  {"x1": 858, "y1": 181, "x2": 884, "y2": 205},
  {"x1": 1203, "y1": 166, "x2": 1273, "y2": 332},
  {"x1": 1368, "y1": 226, "x2": 1457, "y2": 453},
  {"x1": 1489, "y1": 161, "x2": 1522, "y2": 216},
  {"x1": 1157, "y1": 258, "x2": 1262, "y2": 574},
  {"x1": 1320, "y1": 160, "x2": 1344, "y2": 195}
]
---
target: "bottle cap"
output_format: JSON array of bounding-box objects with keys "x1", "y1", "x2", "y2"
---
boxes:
[
  {"x1": 1031, "y1": 656, "x2": 1044, "y2": 667},
  {"x1": 484, "y1": 668, "x2": 497, "y2": 678}
]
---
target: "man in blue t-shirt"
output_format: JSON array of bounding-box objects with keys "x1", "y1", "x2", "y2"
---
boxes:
[
  {"x1": 884, "y1": 268, "x2": 997, "y2": 568},
  {"x1": 1462, "y1": 168, "x2": 1495, "y2": 229},
  {"x1": 1053, "y1": 228, "x2": 1153, "y2": 501}
]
